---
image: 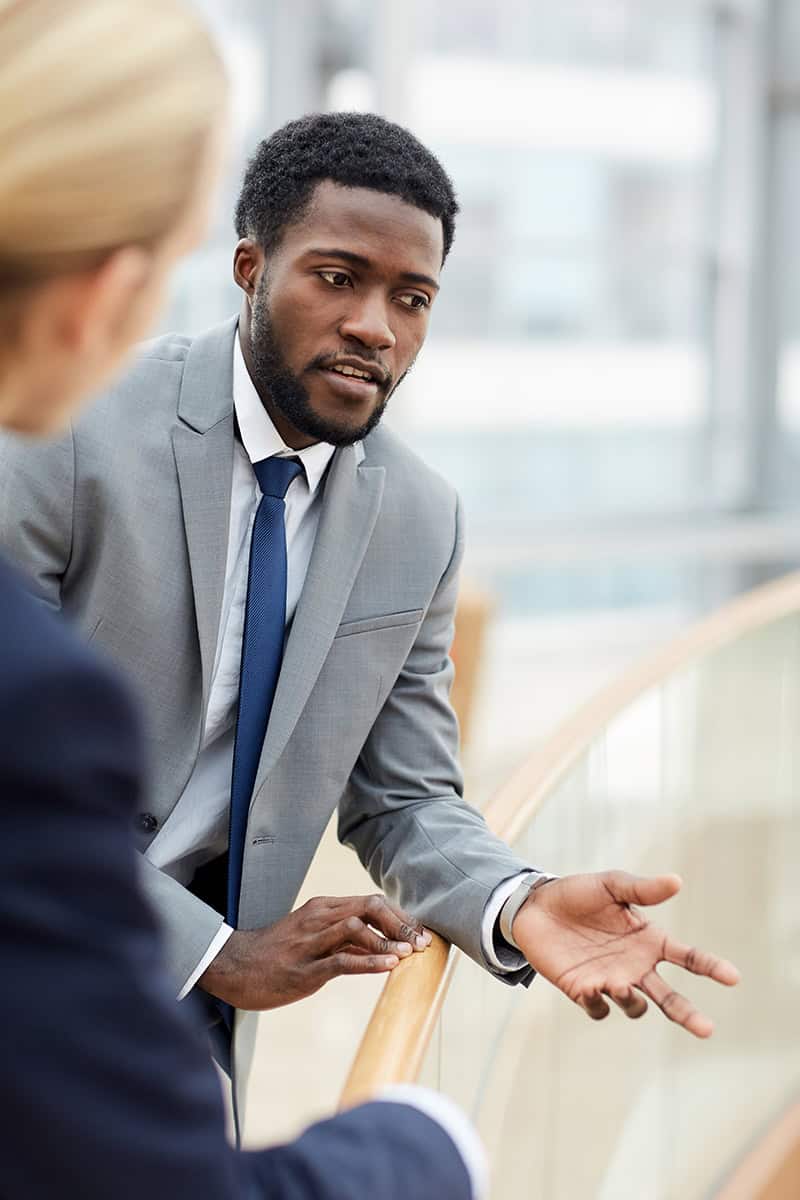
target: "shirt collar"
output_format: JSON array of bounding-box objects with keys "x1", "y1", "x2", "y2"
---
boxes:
[{"x1": 232, "y1": 332, "x2": 337, "y2": 496}]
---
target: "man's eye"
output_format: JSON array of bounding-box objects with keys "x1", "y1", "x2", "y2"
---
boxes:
[
  {"x1": 318, "y1": 270, "x2": 351, "y2": 288},
  {"x1": 396, "y1": 293, "x2": 430, "y2": 310}
]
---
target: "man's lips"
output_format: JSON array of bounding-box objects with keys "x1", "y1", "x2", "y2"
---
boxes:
[
  {"x1": 314, "y1": 359, "x2": 387, "y2": 403},
  {"x1": 316, "y1": 366, "x2": 379, "y2": 403},
  {"x1": 322, "y1": 355, "x2": 385, "y2": 381}
]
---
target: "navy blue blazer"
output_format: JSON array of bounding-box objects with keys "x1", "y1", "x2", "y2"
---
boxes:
[{"x1": 0, "y1": 554, "x2": 471, "y2": 1200}]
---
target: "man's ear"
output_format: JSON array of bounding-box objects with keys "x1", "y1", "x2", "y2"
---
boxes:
[
  {"x1": 66, "y1": 246, "x2": 154, "y2": 358},
  {"x1": 233, "y1": 238, "x2": 264, "y2": 299}
]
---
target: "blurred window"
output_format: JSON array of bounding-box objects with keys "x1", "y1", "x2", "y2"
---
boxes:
[{"x1": 172, "y1": 1, "x2": 776, "y2": 617}]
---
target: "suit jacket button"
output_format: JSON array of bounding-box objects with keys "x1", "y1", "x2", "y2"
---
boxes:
[{"x1": 136, "y1": 812, "x2": 159, "y2": 834}]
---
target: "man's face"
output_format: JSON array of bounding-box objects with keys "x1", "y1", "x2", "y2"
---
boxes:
[{"x1": 236, "y1": 180, "x2": 444, "y2": 448}]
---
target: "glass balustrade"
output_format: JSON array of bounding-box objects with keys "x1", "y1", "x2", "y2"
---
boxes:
[{"x1": 416, "y1": 611, "x2": 800, "y2": 1198}]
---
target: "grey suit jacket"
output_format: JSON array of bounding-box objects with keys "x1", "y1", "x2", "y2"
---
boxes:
[{"x1": 0, "y1": 317, "x2": 534, "y2": 990}]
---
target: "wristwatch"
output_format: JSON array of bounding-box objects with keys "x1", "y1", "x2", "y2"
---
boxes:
[{"x1": 499, "y1": 872, "x2": 558, "y2": 950}]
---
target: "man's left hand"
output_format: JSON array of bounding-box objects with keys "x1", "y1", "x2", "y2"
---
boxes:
[{"x1": 512, "y1": 871, "x2": 740, "y2": 1038}]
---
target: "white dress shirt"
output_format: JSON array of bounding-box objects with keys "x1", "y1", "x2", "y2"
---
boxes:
[{"x1": 146, "y1": 333, "x2": 531, "y2": 998}]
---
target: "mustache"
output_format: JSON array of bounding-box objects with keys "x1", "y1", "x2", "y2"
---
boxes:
[{"x1": 309, "y1": 352, "x2": 392, "y2": 389}]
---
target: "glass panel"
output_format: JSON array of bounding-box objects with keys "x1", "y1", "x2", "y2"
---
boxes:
[{"x1": 420, "y1": 610, "x2": 800, "y2": 1197}]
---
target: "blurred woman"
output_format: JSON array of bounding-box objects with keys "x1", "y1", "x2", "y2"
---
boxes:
[
  {"x1": 0, "y1": 0, "x2": 224, "y2": 434},
  {"x1": 0, "y1": 4, "x2": 479, "y2": 1199}
]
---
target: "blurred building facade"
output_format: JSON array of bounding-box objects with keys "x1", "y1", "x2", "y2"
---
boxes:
[{"x1": 172, "y1": 0, "x2": 800, "y2": 628}]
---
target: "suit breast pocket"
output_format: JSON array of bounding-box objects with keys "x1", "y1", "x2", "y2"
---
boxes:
[
  {"x1": 318, "y1": 609, "x2": 425, "y2": 721},
  {"x1": 333, "y1": 608, "x2": 424, "y2": 640}
]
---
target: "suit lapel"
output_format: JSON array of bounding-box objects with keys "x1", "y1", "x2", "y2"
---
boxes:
[
  {"x1": 172, "y1": 421, "x2": 233, "y2": 714},
  {"x1": 254, "y1": 444, "x2": 385, "y2": 788},
  {"x1": 171, "y1": 317, "x2": 238, "y2": 714}
]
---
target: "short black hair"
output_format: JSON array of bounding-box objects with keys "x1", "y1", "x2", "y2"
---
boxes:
[{"x1": 234, "y1": 112, "x2": 459, "y2": 262}]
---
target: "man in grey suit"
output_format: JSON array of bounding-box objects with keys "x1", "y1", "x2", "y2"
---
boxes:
[{"x1": 0, "y1": 113, "x2": 738, "y2": 1059}]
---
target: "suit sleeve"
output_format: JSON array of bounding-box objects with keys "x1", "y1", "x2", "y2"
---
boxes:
[
  {"x1": 242, "y1": 1102, "x2": 474, "y2": 1200},
  {"x1": 0, "y1": 426, "x2": 75, "y2": 609},
  {"x1": 338, "y1": 493, "x2": 536, "y2": 985},
  {"x1": 0, "y1": 426, "x2": 226, "y2": 995},
  {"x1": 138, "y1": 852, "x2": 227, "y2": 995},
  {"x1": 0, "y1": 623, "x2": 473, "y2": 1200}
]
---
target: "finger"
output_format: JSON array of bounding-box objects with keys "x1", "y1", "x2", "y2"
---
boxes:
[
  {"x1": 322, "y1": 895, "x2": 429, "y2": 948},
  {"x1": 602, "y1": 870, "x2": 682, "y2": 908},
  {"x1": 323, "y1": 951, "x2": 400, "y2": 978},
  {"x1": 358, "y1": 894, "x2": 430, "y2": 950},
  {"x1": 577, "y1": 990, "x2": 610, "y2": 1021},
  {"x1": 638, "y1": 968, "x2": 713, "y2": 1038},
  {"x1": 605, "y1": 985, "x2": 649, "y2": 1020},
  {"x1": 317, "y1": 916, "x2": 413, "y2": 959},
  {"x1": 662, "y1": 936, "x2": 741, "y2": 986}
]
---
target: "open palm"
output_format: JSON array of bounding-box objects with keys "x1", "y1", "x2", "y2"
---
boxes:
[{"x1": 512, "y1": 871, "x2": 740, "y2": 1038}]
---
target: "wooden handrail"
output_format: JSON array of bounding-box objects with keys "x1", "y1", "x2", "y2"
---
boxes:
[
  {"x1": 451, "y1": 583, "x2": 494, "y2": 751},
  {"x1": 338, "y1": 934, "x2": 453, "y2": 1108},
  {"x1": 714, "y1": 1101, "x2": 800, "y2": 1199},
  {"x1": 339, "y1": 569, "x2": 800, "y2": 1107}
]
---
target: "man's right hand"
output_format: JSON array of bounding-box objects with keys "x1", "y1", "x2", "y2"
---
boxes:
[{"x1": 198, "y1": 894, "x2": 431, "y2": 1011}]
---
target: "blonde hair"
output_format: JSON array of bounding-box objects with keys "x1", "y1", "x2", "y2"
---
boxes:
[{"x1": 0, "y1": 0, "x2": 227, "y2": 288}]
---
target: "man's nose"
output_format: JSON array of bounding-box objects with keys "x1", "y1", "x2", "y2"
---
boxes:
[{"x1": 338, "y1": 297, "x2": 396, "y2": 352}]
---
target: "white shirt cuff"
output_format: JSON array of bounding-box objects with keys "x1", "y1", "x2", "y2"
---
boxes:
[
  {"x1": 377, "y1": 1084, "x2": 488, "y2": 1200},
  {"x1": 480, "y1": 871, "x2": 541, "y2": 972},
  {"x1": 177, "y1": 922, "x2": 234, "y2": 1001}
]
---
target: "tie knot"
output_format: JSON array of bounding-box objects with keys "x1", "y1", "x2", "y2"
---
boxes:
[{"x1": 253, "y1": 455, "x2": 303, "y2": 499}]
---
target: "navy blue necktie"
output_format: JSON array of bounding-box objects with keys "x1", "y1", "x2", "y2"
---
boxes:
[{"x1": 226, "y1": 455, "x2": 303, "y2": 927}]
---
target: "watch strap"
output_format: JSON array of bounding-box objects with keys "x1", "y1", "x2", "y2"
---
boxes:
[{"x1": 499, "y1": 872, "x2": 558, "y2": 950}]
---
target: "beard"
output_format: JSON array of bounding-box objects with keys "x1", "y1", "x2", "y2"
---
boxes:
[{"x1": 248, "y1": 283, "x2": 395, "y2": 447}]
